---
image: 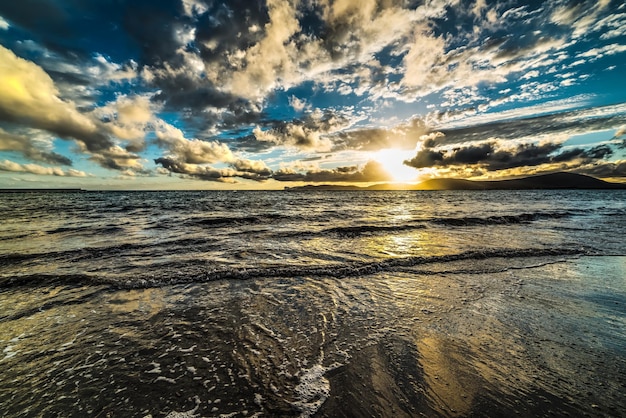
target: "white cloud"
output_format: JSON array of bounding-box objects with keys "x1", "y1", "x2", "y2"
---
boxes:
[
  {"x1": 402, "y1": 30, "x2": 447, "y2": 89},
  {"x1": 229, "y1": 0, "x2": 302, "y2": 98},
  {"x1": 0, "y1": 16, "x2": 9, "y2": 30},
  {"x1": 94, "y1": 94, "x2": 156, "y2": 150},
  {"x1": 0, "y1": 45, "x2": 107, "y2": 149},
  {"x1": 436, "y1": 95, "x2": 597, "y2": 130},
  {"x1": 253, "y1": 125, "x2": 334, "y2": 152},
  {"x1": 521, "y1": 70, "x2": 540, "y2": 80},
  {"x1": 289, "y1": 96, "x2": 309, "y2": 112},
  {"x1": 0, "y1": 159, "x2": 87, "y2": 177},
  {"x1": 578, "y1": 44, "x2": 626, "y2": 60},
  {"x1": 155, "y1": 121, "x2": 235, "y2": 164}
]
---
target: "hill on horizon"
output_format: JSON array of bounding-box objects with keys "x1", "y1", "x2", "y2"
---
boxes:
[{"x1": 286, "y1": 172, "x2": 626, "y2": 191}]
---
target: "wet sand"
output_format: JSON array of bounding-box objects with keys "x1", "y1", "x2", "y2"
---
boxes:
[
  {"x1": 1, "y1": 256, "x2": 625, "y2": 417},
  {"x1": 319, "y1": 256, "x2": 626, "y2": 417}
]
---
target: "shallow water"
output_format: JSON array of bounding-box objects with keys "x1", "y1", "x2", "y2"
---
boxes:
[{"x1": 1, "y1": 190, "x2": 625, "y2": 416}]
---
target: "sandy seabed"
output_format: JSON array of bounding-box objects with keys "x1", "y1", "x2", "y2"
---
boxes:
[{"x1": 1, "y1": 256, "x2": 625, "y2": 417}]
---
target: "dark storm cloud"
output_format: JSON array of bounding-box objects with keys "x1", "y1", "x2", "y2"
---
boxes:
[
  {"x1": 154, "y1": 156, "x2": 227, "y2": 182},
  {"x1": 0, "y1": 0, "x2": 70, "y2": 40},
  {"x1": 175, "y1": 99, "x2": 264, "y2": 135},
  {"x1": 121, "y1": 0, "x2": 186, "y2": 65},
  {"x1": 153, "y1": 85, "x2": 238, "y2": 112},
  {"x1": 155, "y1": 156, "x2": 391, "y2": 184},
  {"x1": 272, "y1": 160, "x2": 392, "y2": 183},
  {"x1": 121, "y1": 0, "x2": 271, "y2": 120},
  {"x1": 552, "y1": 144, "x2": 614, "y2": 162},
  {"x1": 155, "y1": 155, "x2": 273, "y2": 183},
  {"x1": 194, "y1": 0, "x2": 269, "y2": 64},
  {"x1": 154, "y1": 157, "x2": 224, "y2": 181},
  {"x1": 27, "y1": 149, "x2": 72, "y2": 166},
  {"x1": 232, "y1": 159, "x2": 271, "y2": 177},
  {"x1": 154, "y1": 157, "x2": 185, "y2": 173},
  {"x1": 574, "y1": 161, "x2": 626, "y2": 178},
  {"x1": 227, "y1": 133, "x2": 275, "y2": 153},
  {"x1": 404, "y1": 141, "x2": 614, "y2": 171},
  {"x1": 92, "y1": 152, "x2": 140, "y2": 171}
]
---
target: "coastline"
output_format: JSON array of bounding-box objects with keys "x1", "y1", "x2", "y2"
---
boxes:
[{"x1": 1, "y1": 255, "x2": 624, "y2": 417}]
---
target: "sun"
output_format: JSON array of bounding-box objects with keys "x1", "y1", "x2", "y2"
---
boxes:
[{"x1": 372, "y1": 148, "x2": 419, "y2": 183}]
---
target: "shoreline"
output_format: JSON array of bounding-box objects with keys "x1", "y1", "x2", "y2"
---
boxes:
[{"x1": 1, "y1": 255, "x2": 624, "y2": 416}]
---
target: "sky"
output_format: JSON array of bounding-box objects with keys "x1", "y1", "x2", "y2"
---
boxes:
[{"x1": 0, "y1": 0, "x2": 625, "y2": 190}]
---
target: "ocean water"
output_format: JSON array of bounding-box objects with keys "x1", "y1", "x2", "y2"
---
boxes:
[{"x1": 0, "y1": 190, "x2": 625, "y2": 417}]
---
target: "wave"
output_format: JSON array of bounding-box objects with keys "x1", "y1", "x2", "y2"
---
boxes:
[
  {"x1": 310, "y1": 224, "x2": 427, "y2": 237},
  {"x1": 46, "y1": 225, "x2": 125, "y2": 235},
  {"x1": 184, "y1": 213, "x2": 291, "y2": 228},
  {"x1": 274, "y1": 211, "x2": 576, "y2": 239},
  {"x1": 1, "y1": 247, "x2": 590, "y2": 290},
  {"x1": 0, "y1": 237, "x2": 218, "y2": 266},
  {"x1": 429, "y1": 211, "x2": 575, "y2": 227}
]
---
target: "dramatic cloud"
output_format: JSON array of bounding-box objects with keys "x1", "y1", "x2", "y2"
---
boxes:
[
  {"x1": 0, "y1": 46, "x2": 147, "y2": 174},
  {"x1": 0, "y1": 45, "x2": 112, "y2": 152},
  {"x1": 153, "y1": 157, "x2": 235, "y2": 182},
  {"x1": 432, "y1": 103, "x2": 626, "y2": 146},
  {"x1": 1, "y1": 0, "x2": 625, "y2": 187},
  {"x1": 334, "y1": 117, "x2": 430, "y2": 152},
  {"x1": 251, "y1": 107, "x2": 365, "y2": 153},
  {"x1": 0, "y1": 128, "x2": 71, "y2": 165},
  {"x1": 231, "y1": 159, "x2": 272, "y2": 179},
  {"x1": 95, "y1": 94, "x2": 155, "y2": 152},
  {"x1": 0, "y1": 159, "x2": 86, "y2": 177},
  {"x1": 272, "y1": 160, "x2": 392, "y2": 183},
  {"x1": 155, "y1": 122, "x2": 235, "y2": 164},
  {"x1": 405, "y1": 140, "x2": 614, "y2": 172},
  {"x1": 574, "y1": 160, "x2": 626, "y2": 178}
]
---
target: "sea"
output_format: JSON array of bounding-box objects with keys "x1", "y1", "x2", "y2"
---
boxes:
[{"x1": 0, "y1": 190, "x2": 625, "y2": 417}]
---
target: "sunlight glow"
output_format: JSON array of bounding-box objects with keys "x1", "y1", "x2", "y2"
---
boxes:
[{"x1": 372, "y1": 148, "x2": 419, "y2": 182}]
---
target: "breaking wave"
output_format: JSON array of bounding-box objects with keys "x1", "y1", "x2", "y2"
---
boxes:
[
  {"x1": 429, "y1": 211, "x2": 576, "y2": 227},
  {"x1": 1, "y1": 247, "x2": 590, "y2": 290}
]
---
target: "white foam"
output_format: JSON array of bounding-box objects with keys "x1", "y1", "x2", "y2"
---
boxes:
[
  {"x1": 146, "y1": 362, "x2": 161, "y2": 374},
  {"x1": 163, "y1": 395, "x2": 200, "y2": 418},
  {"x1": 2, "y1": 344, "x2": 18, "y2": 361},
  {"x1": 291, "y1": 363, "x2": 340, "y2": 418},
  {"x1": 154, "y1": 376, "x2": 177, "y2": 384}
]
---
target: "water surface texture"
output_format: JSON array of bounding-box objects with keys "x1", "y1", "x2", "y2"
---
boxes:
[{"x1": 1, "y1": 190, "x2": 625, "y2": 417}]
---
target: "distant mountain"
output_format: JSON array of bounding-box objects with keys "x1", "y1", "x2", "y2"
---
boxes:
[
  {"x1": 418, "y1": 172, "x2": 626, "y2": 190},
  {"x1": 285, "y1": 172, "x2": 626, "y2": 191}
]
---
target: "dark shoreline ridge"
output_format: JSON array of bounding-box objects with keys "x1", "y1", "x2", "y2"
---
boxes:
[
  {"x1": 286, "y1": 172, "x2": 626, "y2": 191},
  {"x1": 0, "y1": 188, "x2": 85, "y2": 193}
]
